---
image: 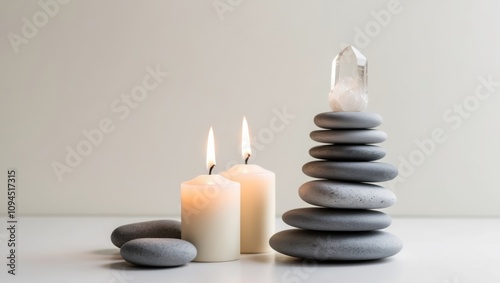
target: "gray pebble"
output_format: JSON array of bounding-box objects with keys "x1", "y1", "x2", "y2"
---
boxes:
[
  {"x1": 309, "y1": 145, "x2": 386, "y2": 161},
  {"x1": 283, "y1": 208, "x2": 391, "y2": 231},
  {"x1": 302, "y1": 161, "x2": 398, "y2": 182},
  {"x1": 269, "y1": 229, "x2": 402, "y2": 261},
  {"x1": 314, "y1": 112, "x2": 383, "y2": 129},
  {"x1": 310, "y1": 129, "x2": 387, "y2": 144},
  {"x1": 121, "y1": 238, "x2": 197, "y2": 267},
  {"x1": 111, "y1": 220, "x2": 181, "y2": 248},
  {"x1": 299, "y1": 180, "x2": 396, "y2": 209}
]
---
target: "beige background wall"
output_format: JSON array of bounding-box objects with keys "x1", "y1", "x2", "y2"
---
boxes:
[{"x1": 1, "y1": 0, "x2": 499, "y2": 216}]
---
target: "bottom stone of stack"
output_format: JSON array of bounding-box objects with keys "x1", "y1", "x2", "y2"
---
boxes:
[{"x1": 269, "y1": 229, "x2": 402, "y2": 261}]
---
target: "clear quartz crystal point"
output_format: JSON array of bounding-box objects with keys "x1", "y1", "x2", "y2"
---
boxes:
[{"x1": 329, "y1": 46, "x2": 368, "y2": 112}]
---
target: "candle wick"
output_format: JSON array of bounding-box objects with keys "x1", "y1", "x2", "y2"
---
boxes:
[
  {"x1": 209, "y1": 164, "x2": 215, "y2": 175},
  {"x1": 244, "y1": 154, "x2": 250, "y2": 165}
]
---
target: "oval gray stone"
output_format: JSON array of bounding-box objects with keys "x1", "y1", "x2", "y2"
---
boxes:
[
  {"x1": 299, "y1": 180, "x2": 396, "y2": 209},
  {"x1": 111, "y1": 220, "x2": 181, "y2": 248},
  {"x1": 314, "y1": 112, "x2": 383, "y2": 129},
  {"x1": 269, "y1": 229, "x2": 402, "y2": 261},
  {"x1": 310, "y1": 129, "x2": 387, "y2": 144},
  {"x1": 309, "y1": 145, "x2": 386, "y2": 161},
  {"x1": 283, "y1": 208, "x2": 391, "y2": 231},
  {"x1": 302, "y1": 161, "x2": 398, "y2": 182},
  {"x1": 121, "y1": 238, "x2": 197, "y2": 267}
]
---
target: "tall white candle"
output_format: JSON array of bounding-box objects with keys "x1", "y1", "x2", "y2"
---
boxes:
[
  {"x1": 222, "y1": 117, "x2": 275, "y2": 253},
  {"x1": 181, "y1": 127, "x2": 241, "y2": 262}
]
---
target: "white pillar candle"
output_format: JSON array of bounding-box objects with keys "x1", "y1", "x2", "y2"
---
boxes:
[
  {"x1": 181, "y1": 127, "x2": 241, "y2": 262},
  {"x1": 222, "y1": 117, "x2": 275, "y2": 253},
  {"x1": 181, "y1": 174, "x2": 240, "y2": 262}
]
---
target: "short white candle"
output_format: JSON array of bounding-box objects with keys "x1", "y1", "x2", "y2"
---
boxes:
[
  {"x1": 222, "y1": 117, "x2": 275, "y2": 253},
  {"x1": 181, "y1": 127, "x2": 241, "y2": 262}
]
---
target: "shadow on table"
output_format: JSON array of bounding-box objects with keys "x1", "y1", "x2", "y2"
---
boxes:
[
  {"x1": 105, "y1": 261, "x2": 187, "y2": 271},
  {"x1": 91, "y1": 249, "x2": 122, "y2": 260},
  {"x1": 250, "y1": 253, "x2": 396, "y2": 267}
]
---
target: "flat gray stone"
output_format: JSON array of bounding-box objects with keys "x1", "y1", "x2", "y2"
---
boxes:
[
  {"x1": 303, "y1": 161, "x2": 398, "y2": 182},
  {"x1": 121, "y1": 238, "x2": 197, "y2": 267},
  {"x1": 111, "y1": 220, "x2": 181, "y2": 248},
  {"x1": 282, "y1": 208, "x2": 391, "y2": 231},
  {"x1": 314, "y1": 112, "x2": 383, "y2": 129},
  {"x1": 309, "y1": 145, "x2": 386, "y2": 161},
  {"x1": 310, "y1": 129, "x2": 387, "y2": 144},
  {"x1": 269, "y1": 229, "x2": 402, "y2": 261},
  {"x1": 299, "y1": 180, "x2": 396, "y2": 209}
]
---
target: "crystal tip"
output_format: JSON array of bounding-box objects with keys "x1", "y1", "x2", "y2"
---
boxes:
[{"x1": 329, "y1": 46, "x2": 368, "y2": 112}]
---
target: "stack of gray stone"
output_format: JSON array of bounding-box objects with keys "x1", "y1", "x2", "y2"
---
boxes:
[{"x1": 270, "y1": 112, "x2": 403, "y2": 261}]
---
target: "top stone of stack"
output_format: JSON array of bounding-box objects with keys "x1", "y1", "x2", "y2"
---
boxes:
[
  {"x1": 314, "y1": 112, "x2": 382, "y2": 129},
  {"x1": 329, "y1": 46, "x2": 368, "y2": 112}
]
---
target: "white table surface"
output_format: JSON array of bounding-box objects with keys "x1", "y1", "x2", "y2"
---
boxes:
[{"x1": 1, "y1": 216, "x2": 499, "y2": 283}]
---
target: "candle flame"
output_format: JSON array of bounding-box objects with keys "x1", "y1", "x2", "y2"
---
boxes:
[
  {"x1": 206, "y1": 127, "x2": 216, "y2": 173},
  {"x1": 242, "y1": 116, "x2": 251, "y2": 162}
]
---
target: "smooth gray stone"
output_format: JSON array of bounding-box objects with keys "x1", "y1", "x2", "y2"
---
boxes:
[
  {"x1": 310, "y1": 129, "x2": 387, "y2": 144},
  {"x1": 309, "y1": 145, "x2": 386, "y2": 161},
  {"x1": 314, "y1": 112, "x2": 383, "y2": 129},
  {"x1": 303, "y1": 161, "x2": 398, "y2": 182},
  {"x1": 269, "y1": 229, "x2": 402, "y2": 261},
  {"x1": 111, "y1": 220, "x2": 181, "y2": 248},
  {"x1": 282, "y1": 208, "x2": 391, "y2": 231},
  {"x1": 299, "y1": 180, "x2": 396, "y2": 209},
  {"x1": 121, "y1": 238, "x2": 196, "y2": 267}
]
